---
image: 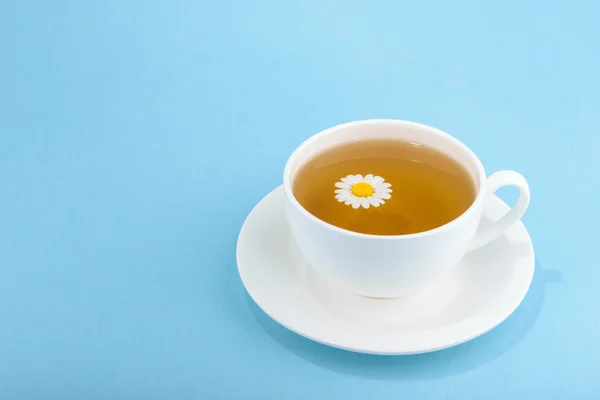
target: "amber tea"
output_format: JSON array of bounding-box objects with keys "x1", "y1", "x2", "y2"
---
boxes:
[{"x1": 292, "y1": 139, "x2": 476, "y2": 235}]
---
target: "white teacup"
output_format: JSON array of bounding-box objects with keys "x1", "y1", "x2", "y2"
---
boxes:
[{"x1": 283, "y1": 119, "x2": 530, "y2": 298}]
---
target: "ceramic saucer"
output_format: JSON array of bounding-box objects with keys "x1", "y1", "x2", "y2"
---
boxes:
[{"x1": 237, "y1": 186, "x2": 534, "y2": 355}]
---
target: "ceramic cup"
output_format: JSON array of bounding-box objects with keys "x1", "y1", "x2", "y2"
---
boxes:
[{"x1": 283, "y1": 119, "x2": 530, "y2": 298}]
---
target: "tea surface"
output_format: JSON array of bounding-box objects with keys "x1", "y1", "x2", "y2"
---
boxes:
[{"x1": 293, "y1": 139, "x2": 476, "y2": 235}]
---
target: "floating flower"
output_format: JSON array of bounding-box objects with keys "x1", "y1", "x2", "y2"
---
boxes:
[{"x1": 334, "y1": 174, "x2": 392, "y2": 209}]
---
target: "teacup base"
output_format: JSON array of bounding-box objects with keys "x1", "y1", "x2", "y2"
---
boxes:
[{"x1": 237, "y1": 186, "x2": 535, "y2": 355}]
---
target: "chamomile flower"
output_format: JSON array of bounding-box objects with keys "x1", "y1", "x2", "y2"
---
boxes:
[{"x1": 334, "y1": 174, "x2": 392, "y2": 209}]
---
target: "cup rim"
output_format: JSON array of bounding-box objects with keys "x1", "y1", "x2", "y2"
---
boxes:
[{"x1": 282, "y1": 119, "x2": 488, "y2": 240}]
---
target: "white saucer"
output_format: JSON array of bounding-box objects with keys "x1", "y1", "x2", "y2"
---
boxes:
[{"x1": 237, "y1": 186, "x2": 535, "y2": 355}]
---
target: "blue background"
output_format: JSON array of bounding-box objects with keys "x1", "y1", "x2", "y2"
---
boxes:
[{"x1": 1, "y1": 0, "x2": 598, "y2": 398}]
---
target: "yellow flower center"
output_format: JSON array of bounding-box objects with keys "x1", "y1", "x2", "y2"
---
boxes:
[{"x1": 351, "y1": 182, "x2": 374, "y2": 198}]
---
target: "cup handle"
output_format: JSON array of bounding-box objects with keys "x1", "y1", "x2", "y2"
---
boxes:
[{"x1": 468, "y1": 170, "x2": 530, "y2": 251}]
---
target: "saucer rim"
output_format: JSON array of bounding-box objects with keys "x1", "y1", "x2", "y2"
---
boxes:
[{"x1": 237, "y1": 186, "x2": 535, "y2": 355}]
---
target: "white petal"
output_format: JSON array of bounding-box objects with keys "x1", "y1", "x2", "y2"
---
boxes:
[
  {"x1": 335, "y1": 193, "x2": 349, "y2": 201},
  {"x1": 364, "y1": 174, "x2": 374, "y2": 183},
  {"x1": 369, "y1": 197, "x2": 382, "y2": 207},
  {"x1": 355, "y1": 174, "x2": 364, "y2": 182},
  {"x1": 341, "y1": 177, "x2": 352, "y2": 185},
  {"x1": 370, "y1": 176, "x2": 384, "y2": 186},
  {"x1": 345, "y1": 196, "x2": 354, "y2": 205},
  {"x1": 346, "y1": 175, "x2": 360, "y2": 184},
  {"x1": 335, "y1": 182, "x2": 352, "y2": 189},
  {"x1": 334, "y1": 188, "x2": 350, "y2": 194},
  {"x1": 373, "y1": 182, "x2": 392, "y2": 192},
  {"x1": 375, "y1": 192, "x2": 391, "y2": 200},
  {"x1": 360, "y1": 198, "x2": 370, "y2": 209},
  {"x1": 352, "y1": 198, "x2": 361, "y2": 209}
]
